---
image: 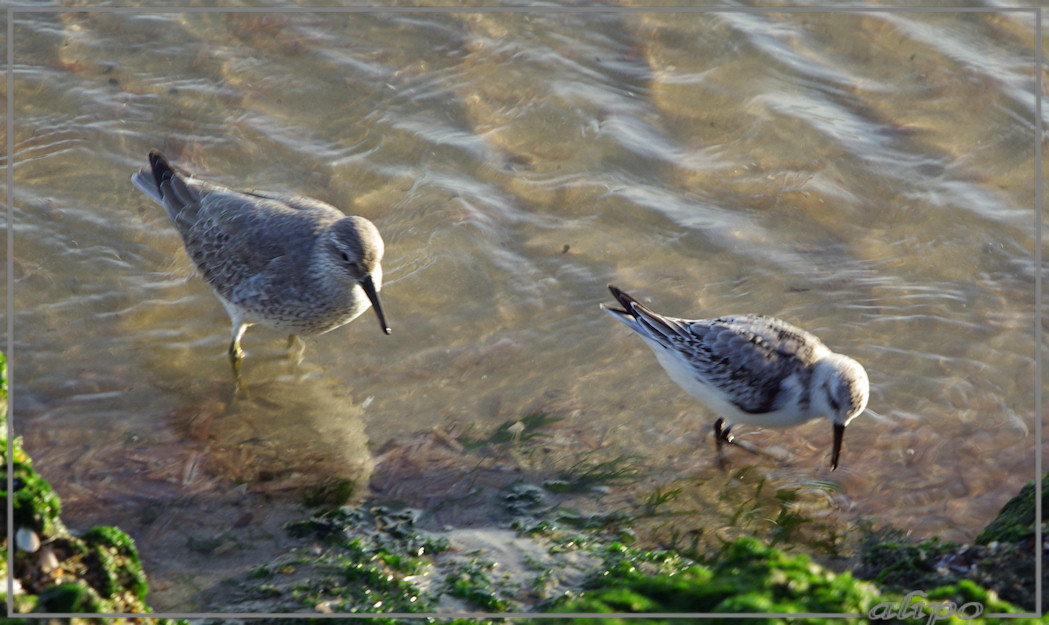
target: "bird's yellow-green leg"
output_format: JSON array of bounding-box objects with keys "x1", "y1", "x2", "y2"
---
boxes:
[
  {"x1": 287, "y1": 334, "x2": 306, "y2": 366},
  {"x1": 228, "y1": 322, "x2": 248, "y2": 383}
]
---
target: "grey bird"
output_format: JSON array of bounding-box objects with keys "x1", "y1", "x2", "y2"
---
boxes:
[
  {"x1": 132, "y1": 150, "x2": 390, "y2": 378},
  {"x1": 602, "y1": 285, "x2": 868, "y2": 470}
]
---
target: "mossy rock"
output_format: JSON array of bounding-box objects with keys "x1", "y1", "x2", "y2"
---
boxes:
[
  {"x1": 2, "y1": 460, "x2": 65, "y2": 540},
  {"x1": 552, "y1": 537, "x2": 882, "y2": 619},
  {"x1": 858, "y1": 535, "x2": 962, "y2": 589},
  {"x1": 925, "y1": 579, "x2": 1032, "y2": 615},
  {"x1": 0, "y1": 351, "x2": 179, "y2": 621},
  {"x1": 976, "y1": 473, "x2": 1048, "y2": 545},
  {"x1": 1, "y1": 456, "x2": 155, "y2": 615},
  {"x1": 0, "y1": 354, "x2": 64, "y2": 539},
  {"x1": 81, "y1": 525, "x2": 149, "y2": 602},
  {"x1": 856, "y1": 474, "x2": 1048, "y2": 613},
  {"x1": 36, "y1": 581, "x2": 106, "y2": 613}
]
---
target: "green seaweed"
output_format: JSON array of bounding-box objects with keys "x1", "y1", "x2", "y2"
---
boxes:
[
  {"x1": 35, "y1": 581, "x2": 105, "y2": 613},
  {"x1": 544, "y1": 453, "x2": 641, "y2": 494},
  {"x1": 0, "y1": 351, "x2": 181, "y2": 622},
  {"x1": 82, "y1": 525, "x2": 149, "y2": 601},
  {"x1": 548, "y1": 536, "x2": 880, "y2": 620},
  {"x1": 854, "y1": 473, "x2": 1047, "y2": 613},
  {"x1": 458, "y1": 412, "x2": 563, "y2": 450},
  {"x1": 446, "y1": 556, "x2": 511, "y2": 612},
  {"x1": 975, "y1": 473, "x2": 1047, "y2": 545},
  {"x1": 301, "y1": 477, "x2": 361, "y2": 509}
]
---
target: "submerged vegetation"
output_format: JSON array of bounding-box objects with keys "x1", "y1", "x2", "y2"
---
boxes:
[
  {"x1": 203, "y1": 415, "x2": 1041, "y2": 622},
  {"x1": 209, "y1": 485, "x2": 1038, "y2": 623},
  {"x1": 4, "y1": 357, "x2": 1042, "y2": 624}
]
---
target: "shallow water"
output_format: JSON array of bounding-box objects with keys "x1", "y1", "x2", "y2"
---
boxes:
[{"x1": 5, "y1": 4, "x2": 1045, "y2": 612}]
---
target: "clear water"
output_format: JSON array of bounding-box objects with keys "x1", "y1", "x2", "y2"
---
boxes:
[{"x1": 6, "y1": 5, "x2": 1044, "y2": 611}]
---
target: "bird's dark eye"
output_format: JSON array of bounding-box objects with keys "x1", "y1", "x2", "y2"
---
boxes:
[{"x1": 340, "y1": 252, "x2": 351, "y2": 263}]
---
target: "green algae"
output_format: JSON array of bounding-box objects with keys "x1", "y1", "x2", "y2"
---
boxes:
[
  {"x1": 221, "y1": 487, "x2": 1017, "y2": 622},
  {"x1": 0, "y1": 351, "x2": 179, "y2": 622},
  {"x1": 446, "y1": 555, "x2": 511, "y2": 612},
  {"x1": 81, "y1": 525, "x2": 149, "y2": 603},
  {"x1": 854, "y1": 473, "x2": 1047, "y2": 614},
  {"x1": 458, "y1": 412, "x2": 563, "y2": 451},
  {"x1": 211, "y1": 412, "x2": 1039, "y2": 620},
  {"x1": 544, "y1": 454, "x2": 641, "y2": 494},
  {"x1": 5, "y1": 459, "x2": 65, "y2": 541},
  {"x1": 550, "y1": 536, "x2": 879, "y2": 618},
  {"x1": 3, "y1": 350, "x2": 1042, "y2": 623},
  {"x1": 35, "y1": 582, "x2": 107, "y2": 613},
  {"x1": 226, "y1": 506, "x2": 447, "y2": 616},
  {"x1": 975, "y1": 473, "x2": 1047, "y2": 546}
]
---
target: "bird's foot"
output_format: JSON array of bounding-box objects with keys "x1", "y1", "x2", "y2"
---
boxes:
[{"x1": 712, "y1": 418, "x2": 787, "y2": 468}]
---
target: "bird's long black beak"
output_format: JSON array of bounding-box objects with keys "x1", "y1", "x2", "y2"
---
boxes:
[
  {"x1": 831, "y1": 422, "x2": 845, "y2": 470},
  {"x1": 361, "y1": 274, "x2": 391, "y2": 335}
]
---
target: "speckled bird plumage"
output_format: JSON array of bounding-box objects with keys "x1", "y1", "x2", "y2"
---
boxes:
[
  {"x1": 132, "y1": 150, "x2": 389, "y2": 372},
  {"x1": 602, "y1": 285, "x2": 868, "y2": 469}
]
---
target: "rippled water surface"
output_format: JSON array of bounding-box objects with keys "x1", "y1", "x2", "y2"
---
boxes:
[{"x1": 6, "y1": 4, "x2": 1046, "y2": 612}]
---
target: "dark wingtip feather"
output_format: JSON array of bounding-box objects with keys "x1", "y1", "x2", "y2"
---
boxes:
[
  {"x1": 605, "y1": 285, "x2": 684, "y2": 344},
  {"x1": 148, "y1": 150, "x2": 175, "y2": 189},
  {"x1": 606, "y1": 284, "x2": 638, "y2": 317}
]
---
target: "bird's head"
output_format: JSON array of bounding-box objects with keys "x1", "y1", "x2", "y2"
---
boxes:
[
  {"x1": 813, "y1": 353, "x2": 869, "y2": 470},
  {"x1": 324, "y1": 217, "x2": 390, "y2": 335}
]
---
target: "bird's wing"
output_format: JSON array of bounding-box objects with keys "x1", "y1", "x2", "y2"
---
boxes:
[
  {"x1": 180, "y1": 190, "x2": 337, "y2": 303},
  {"x1": 640, "y1": 311, "x2": 822, "y2": 414},
  {"x1": 241, "y1": 189, "x2": 346, "y2": 218}
]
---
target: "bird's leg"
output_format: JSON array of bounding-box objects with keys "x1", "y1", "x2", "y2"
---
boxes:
[
  {"x1": 287, "y1": 334, "x2": 306, "y2": 366},
  {"x1": 714, "y1": 417, "x2": 733, "y2": 469},
  {"x1": 228, "y1": 340, "x2": 243, "y2": 366},
  {"x1": 228, "y1": 323, "x2": 248, "y2": 369},
  {"x1": 714, "y1": 417, "x2": 734, "y2": 449},
  {"x1": 714, "y1": 417, "x2": 789, "y2": 467},
  {"x1": 227, "y1": 322, "x2": 249, "y2": 399}
]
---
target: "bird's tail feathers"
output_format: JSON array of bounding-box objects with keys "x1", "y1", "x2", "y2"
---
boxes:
[
  {"x1": 131, "y1": 150, "x2": 204, "y2": 227},
  {"x1": 603, "y1": 284, "x2": 686, "y2": 347}
]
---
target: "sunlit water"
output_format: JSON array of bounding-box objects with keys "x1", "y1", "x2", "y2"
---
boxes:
[{"x1": 5, "y1": 4, "x2": 1046, "y2": 612}]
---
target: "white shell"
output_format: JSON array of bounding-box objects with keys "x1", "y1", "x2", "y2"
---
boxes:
[{"x1": 15, "y1": 527, "x2": 40, "y2": 553}]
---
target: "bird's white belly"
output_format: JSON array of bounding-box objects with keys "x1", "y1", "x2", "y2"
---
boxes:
[{"x1": 649, "y1": 342, "x2": 819, "y2": 429}]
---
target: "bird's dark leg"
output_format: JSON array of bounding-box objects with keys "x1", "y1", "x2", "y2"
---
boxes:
[
  {"x1": 714, "y1": 418, "x2": 784, "y2": 468},
  {"x1": 714, "y1": 417, "x2": 734, "y2": 449},
  {"x1": 714, "y1": 417, "x2": 734, "y2": 469}
]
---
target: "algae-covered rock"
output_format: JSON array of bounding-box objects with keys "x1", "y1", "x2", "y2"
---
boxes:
[
  {"x1": 856, "y1": 472, "x2": 1047, "y2": 614},
  {"x1": 551, "y1": 536, "x2": 882, "y2": 619},
  {"x1": 6, "y1": 459, "x2": 64, "y2": 539},
  {"x1": 80, "y1": 525, "x2": 150, "y2": 606},
  {"x1": 0, "y1": 351, "x2": 179, "y2": 621},
  {"x1": 976, "y1": 473, "x2": 1048, "y2": 545},
  {"x1": 549, "y1": 536, "x2": 1039, "y2": 624}
]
